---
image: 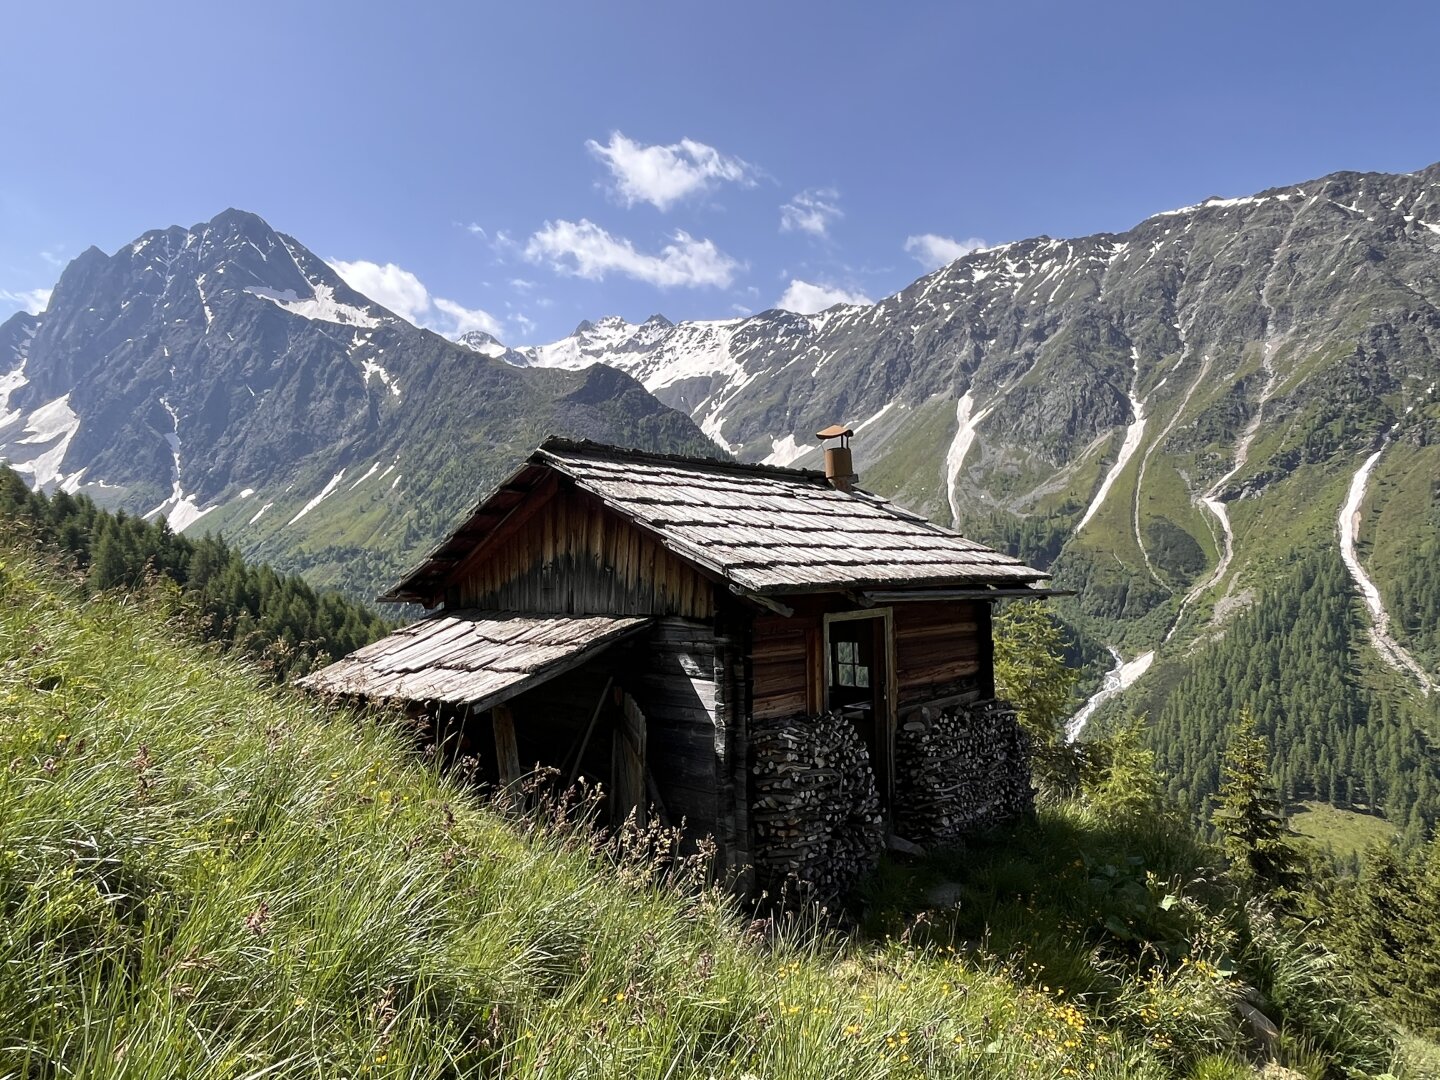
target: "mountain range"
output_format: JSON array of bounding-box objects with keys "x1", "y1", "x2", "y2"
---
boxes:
[
  {"x1": 3, "y1": 164, "x2": 1437, "y2": 835},
  {"x1": 468, "y1": 165, "x2": 1440, "y2": 686},
  {"x1": 0, "y1": 210, "x2": 713, "y2": 597}
]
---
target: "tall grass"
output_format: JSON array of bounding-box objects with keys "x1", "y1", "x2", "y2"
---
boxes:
[
  {"x1": 0, "y1": 549, "x2": 1412, "y2": 1078},
  {"x1": 0, "y1": 551, "x2": 1172, "y2": 1079}
]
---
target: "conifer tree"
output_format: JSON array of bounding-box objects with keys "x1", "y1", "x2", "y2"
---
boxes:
[
  {"x1": 993, "y1": 600, "x2": 1077, "y2": 745},
  {"x1": 1085, "y1": 713, "x2": 1166, "y2": 822},
  {"x1": 1210, "y1": 707, "x2": 1307, "y2": 907},
  {"x1": 994, "y1": 600, "x2": 1079, "y2": 795},
  {"x1": 1327, "y1": 837, "x2": 1440, "y2": 1033}
]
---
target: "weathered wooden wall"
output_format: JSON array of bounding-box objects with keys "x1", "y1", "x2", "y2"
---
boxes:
[
  {"x1": 750, "y1": 599, "x2": 990, "y2": 719},
  {"x1": 496, "y1": 622, "x2": 730, "y2": 850},
  {"x1": 714, "y1": 614, "x2": 751, "y2": 886},
  {"x1": 894, "y1": 600, "x2": 989, "y2": 705},
  {"x1": 627, "y1": 619, "x2": 723, "y2": 847},
  {"x1": 456, "y1": 485, "x2": 717, "y2": 619},
  {"x1": 751, "y1": 612, "x2": 821, "y2": 720}
]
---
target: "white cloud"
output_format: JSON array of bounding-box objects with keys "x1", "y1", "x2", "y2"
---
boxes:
[
  {"x1": 524, "y1": 219, "x2": 741, "y2": 288},
  {"x1": 903, "y1": 233, "x2": 988, "y2": 270},
  {"x1": 776, "y1": 279, "x2": 871, "y2": 314},
  {"x1": 433, "y1": 298, "x2": 503, "y2": 338},
  {"x1": 0, "y1": 287, "x2": 52, "y2": 315},
  {"x1": 327, "y1": 259, "x2": 431, "y2": 323},
  {"x1": 327, "y1": 258, "x2": 504, "y2": 341},
  {"x1": 780, "y1": 188, "x2": 842, "y2": 238},
  {"x1": 586, "y1": 131, "x2": 757, "y2": 211}
]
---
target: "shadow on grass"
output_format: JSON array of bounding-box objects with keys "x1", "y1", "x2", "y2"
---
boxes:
[{"x1": 855, "y1": 804, "x2": 1221, "y2": 998}]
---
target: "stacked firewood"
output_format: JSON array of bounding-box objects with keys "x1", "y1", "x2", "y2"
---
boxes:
[
  {"x1": 892, "y1": 699, "x2": 1034, "y2": 847},
  {"x1": 749, "y1": 711, "x2": 884, "y2": 901}
]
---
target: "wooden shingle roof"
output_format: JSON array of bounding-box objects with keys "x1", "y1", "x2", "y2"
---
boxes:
[
  {"x1": 296, "y1": 610, "x2": 651, "y2": 708},
  {"x1": 382, "y1": 437, "x2": 1047, "y2": 605}
]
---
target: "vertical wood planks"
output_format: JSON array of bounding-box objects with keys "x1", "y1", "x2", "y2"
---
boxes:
[
  {"x1": 616, "y1": 693, "x2": 647, "y2": 828},
  {"x1": 459, "y1": 487, "x2": 716, "y2": 619},
  {"x1": 492, "y1": 704, "x2": 520, "y2": 786}
]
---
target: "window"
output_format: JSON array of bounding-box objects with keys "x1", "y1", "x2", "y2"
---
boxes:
[{"x1": 833, "y1": 637, "x2": 870, "y2": 689}]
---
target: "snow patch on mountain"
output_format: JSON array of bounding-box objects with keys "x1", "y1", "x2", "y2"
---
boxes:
[
  {"x1": 245, "y1": 284, "x2": 380, "y2": 328},
  {"x1": 2, "y1": 393, "x2": 81, "y2": 490},
  {"x1": 143, "y1": 397, "x2": 216, "y2": 534},
  {"x1": 1076, "y1": 348, "x2": 1148, "y2": 533},
  {"x1": 1338, "y1": 439, "x2": 1434, "y2": 694},
  {"x1": 945, "y1": 392, "x2": 995, "y2": 528},
  {"x1": 512, "y1": 315, "x2": 745, "y2": 395},
  {"x1": 0, "y1": 359, "x2": 28, "y2": 427},
  {"x1": 762, "y1": 434, "x2": 809, "y2": 467},
  {"x1": 457, "y1": 331, "x2": 509, "y2": 358},
  {"x1": 361, "y1": 359, "x2": 401, "y2": 398},
  {"x1": 288, "y1": 470, "x2": 346, "y2": 525},
  {"x1": 348, "y1": 461, "x2": 380, "y2": 490}
]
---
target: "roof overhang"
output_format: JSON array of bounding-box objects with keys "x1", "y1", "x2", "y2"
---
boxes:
[
  {"x1": 296, "y1": 610, "x2": 653, "y2": 712},
  {"x1": 377, "y1": 436, "x2": 1054, "y2": 607},
  {"x1": 857, "y1": 586, "x2": 1073, "y2": 604},
  {"x1": 379, "y1": 460, "x2": 552, "y2": 605}
]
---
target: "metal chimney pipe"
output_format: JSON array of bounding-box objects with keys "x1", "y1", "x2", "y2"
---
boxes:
[{"x1": 815, "y1": 424, "x2": 857, "y2": 491}]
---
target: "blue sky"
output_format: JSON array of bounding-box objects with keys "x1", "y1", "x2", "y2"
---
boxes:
[{"x1": 4, "y1": 1, "x2": 1439, "y2": 343}]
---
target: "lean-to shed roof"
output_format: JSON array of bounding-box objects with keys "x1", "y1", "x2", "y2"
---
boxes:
[
  {"x1": 382, "y1": 438, "x2": 1047, "y2": 605},
  {"x1": 296, "y1": 609, "x2": 651, "y2": 708}
]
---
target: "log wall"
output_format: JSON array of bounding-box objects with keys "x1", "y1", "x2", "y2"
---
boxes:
[
  {"x1": 457, "y1": 486, "x2": 717, "y2": 619},
  {"x1": 627, "y1": 618, "x2": 723, "y2": 847},
  {"x1": 893, "y1": 600, "x2": 989, "y2": 705}
]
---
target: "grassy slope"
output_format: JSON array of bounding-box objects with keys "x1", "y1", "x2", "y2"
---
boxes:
[
  {"x1": 1290, "y1": 801, "x2": 1397, "y2": 859},
  {"x1": 0, "y1": 550, "x2": 1167, "y2": 1080},
  {"x1": 2, "y1": 550, "x2": 1428, "y2": 1077}
]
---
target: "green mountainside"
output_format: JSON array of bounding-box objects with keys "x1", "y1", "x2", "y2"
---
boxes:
[
  {"x1": 0, "y1": 211, "x2": 716, "y2": 604},
  {"x1": 0, "y1": 466, "x2": 390, "y2": 677},
  {"x1": 4, "y1": 169, "x2": 1439, "y2": 840},
  {"x1": 1130, "y1": 549, "x2": 1440, "y2": 844}
]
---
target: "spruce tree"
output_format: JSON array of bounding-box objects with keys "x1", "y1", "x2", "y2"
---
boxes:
[{"x1": 1210, "y1": 707, "x2": 1307, "y2": 907}]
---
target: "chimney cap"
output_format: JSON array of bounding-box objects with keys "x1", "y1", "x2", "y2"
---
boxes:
[{"x1": 815, "y1": 424, "x2": 853, "y2": 440}]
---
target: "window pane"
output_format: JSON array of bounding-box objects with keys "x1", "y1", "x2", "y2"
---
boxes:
[
  {"x1": 856, "y1": 666, "x2": 870, "y2": 688},
  {"x1": 839, "y1": 664, "x2": 855, "y2": 687}
]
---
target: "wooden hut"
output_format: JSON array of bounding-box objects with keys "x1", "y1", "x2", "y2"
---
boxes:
[{"x1": 300, "y1": 434, "x2": 1054, "y2": 895}]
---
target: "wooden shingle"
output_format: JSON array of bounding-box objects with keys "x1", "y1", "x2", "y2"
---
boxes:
[{"x1": 381, "y1": 437, "x2": 1048, "y2": 605}]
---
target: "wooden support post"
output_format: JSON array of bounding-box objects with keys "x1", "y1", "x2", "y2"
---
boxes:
[
  {"x1": 492, "y1": 704, "x2": 520, "y2": 787},
  {"x1": 616, "y1": 692, "x2": 647, "y2": 828},
  {"x1": 564, "y1": 676, "x2": 614, "y2": 789}
]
